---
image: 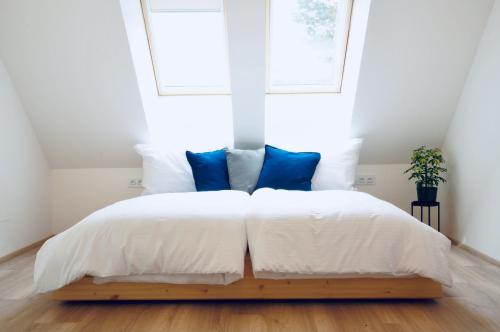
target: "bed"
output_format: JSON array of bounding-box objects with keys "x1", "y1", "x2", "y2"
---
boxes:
[
  {"x1": 51, "y1": 253, "x2": 442, "y2": 300},
  {"x1": 36, "y1": 189, "x2": 450, "y2": 300},
  {"x1": 247, "y1": 189, "x2": 451, "y2": 286},
  {"x1": 35, "y1": 191, "x2": 249, "y2": 293}
]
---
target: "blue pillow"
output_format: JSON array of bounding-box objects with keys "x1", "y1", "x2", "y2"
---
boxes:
[
  {"x1": 255, "y1": 145, "x2": 321, "y2": 191},
  {"x1": 186, "y1": 149, "x2": 230, "y2": 191}
]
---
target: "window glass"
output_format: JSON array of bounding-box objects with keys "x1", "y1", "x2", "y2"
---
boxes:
[
  {"x1": 142, "y1": 0, "x2": 230, "y2": 94},
  {"x1": 268, "y1": 0, "x2": 352, "y2": 93}
]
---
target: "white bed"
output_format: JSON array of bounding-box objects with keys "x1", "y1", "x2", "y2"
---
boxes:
[
  {"x1": 34, "y1": 191, "x2": 249, "y2": 293},
  {"x1": 35, "y1": 187, "x2": 451, "y2": 298},
  {"x1": 247, "y1": 189, "x2": 452, "y2": 286}
]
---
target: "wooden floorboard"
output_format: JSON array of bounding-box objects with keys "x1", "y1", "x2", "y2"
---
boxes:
[
  {"x1": 1, "y1": 246, "x2": 500, "y2": 331},
  {"x1": 0, "y1": 236, "x2": 53, "y2": 265}
]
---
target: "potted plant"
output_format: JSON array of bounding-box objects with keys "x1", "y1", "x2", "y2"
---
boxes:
[{"x1": 404, "y1": 146, "x2": 447, "y2": 202}]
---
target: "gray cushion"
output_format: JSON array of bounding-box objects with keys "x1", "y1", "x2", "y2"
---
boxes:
[{"x1": 225, "y1": 148, "x2": 265, "y2": 193}]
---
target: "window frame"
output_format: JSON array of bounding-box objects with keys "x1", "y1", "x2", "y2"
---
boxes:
[
  {"x1": 140, "y1": 0, "x2": 232, "y2": 96},
  {"x1": 265, "y1": 0, "x2": 353, "y2": 94}
]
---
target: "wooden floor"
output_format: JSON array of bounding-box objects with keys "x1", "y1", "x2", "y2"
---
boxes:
[{"x1": 1, "y1": 246, "x2": 500, "y2": 331}]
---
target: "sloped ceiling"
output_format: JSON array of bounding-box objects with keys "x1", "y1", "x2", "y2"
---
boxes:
[
  {"x1": 351, "y1": 0, "x2": 493, "y2": 164},
  {"x1": 0, "y1": 0, "x2": 494, "y2": 167},
  {"x1": 0, "y1": 0, "x2": 149, "y2": 168}
]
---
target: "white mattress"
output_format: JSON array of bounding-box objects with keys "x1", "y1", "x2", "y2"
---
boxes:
[
  {"x1": 34, "y1": 191, "x2": 249, "y2": 293},
  {"x1": 247, "y1": 189, "x2": 452, "y2": 286}
]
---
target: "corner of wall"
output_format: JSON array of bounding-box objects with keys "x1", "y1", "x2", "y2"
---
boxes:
[{"x1": 0, "y1": 58, "x2": 52, "y2": 257}]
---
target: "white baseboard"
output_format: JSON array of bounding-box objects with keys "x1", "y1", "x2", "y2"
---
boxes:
[
  {"x1": 449, "y1": 237, "x2": 500, "y2": 268},
  {"x1": 0, "y1": 235, "x2": 53, "y2": 264}
]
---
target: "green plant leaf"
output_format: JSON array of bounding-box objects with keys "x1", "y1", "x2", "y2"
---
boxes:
[{"x1": 403, "y1": 145, "x2": 447, "y2": 186}]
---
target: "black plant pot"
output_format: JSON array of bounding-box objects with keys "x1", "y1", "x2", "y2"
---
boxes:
[{"x1": 417, "y1": 184, "x2": 437, "y2": 202}]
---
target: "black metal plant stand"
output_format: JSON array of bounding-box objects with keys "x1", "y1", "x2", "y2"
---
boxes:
[{"x1": 411, "y1": 201, "x2": 440, "y2": 232}]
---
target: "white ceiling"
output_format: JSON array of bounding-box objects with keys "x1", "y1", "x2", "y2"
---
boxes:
[
  {"x1": 352, "y1": 0, "x2": 494, "y2": 163},
  {"x1": 0, "y1": 0, "x2": 494, "y2": 167},
  {"x1": 0, "y1": 0, "x2": 149, "y2": 168}
]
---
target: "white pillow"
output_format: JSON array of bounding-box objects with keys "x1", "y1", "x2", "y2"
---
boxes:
[
  {"x1": 135, "y1": 144, "x2": 196, "y2": 194},
  {"x1": 311, "y1": 139, "x2": 363, "y2": 191}
]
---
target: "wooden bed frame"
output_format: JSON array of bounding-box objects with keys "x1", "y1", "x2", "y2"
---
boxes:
[{"x1": 52, "y1": 255, "x2": 442, "y2": 301}]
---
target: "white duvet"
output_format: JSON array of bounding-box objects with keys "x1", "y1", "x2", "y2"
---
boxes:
[
  {"x1": 247, "y1": 189, "x2": 452, "y2": 286},
  {"x1": 34, "y1": 191, "x2": 249, "y2": 293},
  {"x1": 35, "y1": 188, "x2": 452, "y2": 293}
]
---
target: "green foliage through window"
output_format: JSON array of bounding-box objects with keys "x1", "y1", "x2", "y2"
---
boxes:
[{"x1": 295, "y1": 0, "x2": 338, "y2": 41}]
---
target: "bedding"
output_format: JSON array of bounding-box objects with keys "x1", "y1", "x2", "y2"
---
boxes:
[
  {"x1": 247, "y1": 188, "x2": 452, "y2": 286},
  {"x1": 255, "y1": 145, "x2": 321, "y2": 191},
  {"x1": 34, "y1": 191, "x2": 249, "y2": 293},
  {"x1": 186, "y1": 149, "x2": 231, "y2": 191},
  {"x1": 135, "y1": 144, "x2": 195, "y2": 194},
  {"x1": 311, "y1": 138, "x2": 362, "y2": 191},
  {"x1": 225, "y1": 147, "x2": 265, "y2": 193}
]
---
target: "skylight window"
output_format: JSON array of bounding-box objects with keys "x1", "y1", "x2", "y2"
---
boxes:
[
  {"x1": 141, "y1": 0, "x2": 231, "y2": 95},
  {"x1": 267, "y1": 0, "x2": 353, "y2": 93}
]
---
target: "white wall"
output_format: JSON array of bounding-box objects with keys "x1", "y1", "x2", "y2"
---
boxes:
[
  {"x1": 352, "y1": 0, "x2": 493, "y2": 164},
  {"x1": 0, "y1": 0, "x2": 149, "y2": 168},
  {"x1": 443, "y1": 0, "x2": 500, "y2": 261},
  {"x1": 226, "y1": 0, "x2": 266, "y2": 149},
  {"x1": 0, "y1": 60, "x2": 51, "y2": 257},
  {"x1": 51, "y1": 168, "x2": 142, "y2": 233}
]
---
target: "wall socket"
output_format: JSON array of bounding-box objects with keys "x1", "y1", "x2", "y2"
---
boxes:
[
  {"x1": 128, "y1": 178, "x2": 143, "y2": 188},
  {"x1": 356, "y1": 175, "x2": 376, "y2": 186}
]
